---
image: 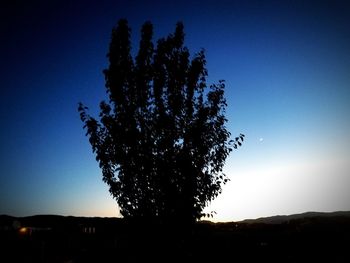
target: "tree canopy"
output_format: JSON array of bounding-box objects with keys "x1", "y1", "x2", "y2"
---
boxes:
[{"x1": 78, "y1": 19, "x2": 244, "y2": 224}]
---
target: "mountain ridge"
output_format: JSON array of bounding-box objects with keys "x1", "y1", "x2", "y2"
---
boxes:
[
  {"x1": 1, "y1": 210, "x2": 350, "y2": 225},
  {"x1": 240, "y1": 210, "x2": 350, "y2": 224}
]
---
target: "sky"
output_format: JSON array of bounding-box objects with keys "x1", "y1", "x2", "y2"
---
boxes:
[{"x1": 1, "y1": 0, "x2": 349, "y2": 222}]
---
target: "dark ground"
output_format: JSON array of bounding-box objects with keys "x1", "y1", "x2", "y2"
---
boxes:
[{"x1": 1, "y1": 212, "x2": 349, "y2": 262}]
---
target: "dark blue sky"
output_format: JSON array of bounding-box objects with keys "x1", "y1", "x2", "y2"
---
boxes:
[{"x1": 1, "y1": 0, "x2": 349, "y2": 221}]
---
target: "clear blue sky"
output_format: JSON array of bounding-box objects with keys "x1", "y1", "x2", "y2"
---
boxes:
[{"x1": 1, "y1": 0, "x2": 349, "y2": 221}]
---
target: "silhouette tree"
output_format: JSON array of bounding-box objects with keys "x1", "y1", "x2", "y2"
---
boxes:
[{"x1": 79, "y1": 19, "x2": 244, "y2": 225}]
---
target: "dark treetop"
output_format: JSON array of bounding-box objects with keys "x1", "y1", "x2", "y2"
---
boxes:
[{"x1": 79, "y1": 19, "x2": 243, "y2": 224}]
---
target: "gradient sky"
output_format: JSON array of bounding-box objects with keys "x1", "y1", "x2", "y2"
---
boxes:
[{"x1": 1, "y1": 0, "x2": 349, "y2": 221}]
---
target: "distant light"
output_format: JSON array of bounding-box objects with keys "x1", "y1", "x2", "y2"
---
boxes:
[
  {"x1": 19, "y1": 227, "x2": 27, "y2": 234},
  {"x1": 259, "y1": 138, "x2": 264, "y2": 142}
]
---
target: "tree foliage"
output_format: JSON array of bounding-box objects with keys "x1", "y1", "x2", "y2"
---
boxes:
[{"x1": 78, "y1": 19, "x2": 244, "y2": 224}]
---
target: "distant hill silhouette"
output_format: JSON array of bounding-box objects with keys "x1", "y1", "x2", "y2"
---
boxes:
[
  {"x1": 2, "y1": 210, "x2": 350, "y2": 226},
  {"x1": 241, "y1": 211, "x2": 350, "y2": 224},
  {"x1": 0, "y1": 214, "x2": 123, "y2": 227}
]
